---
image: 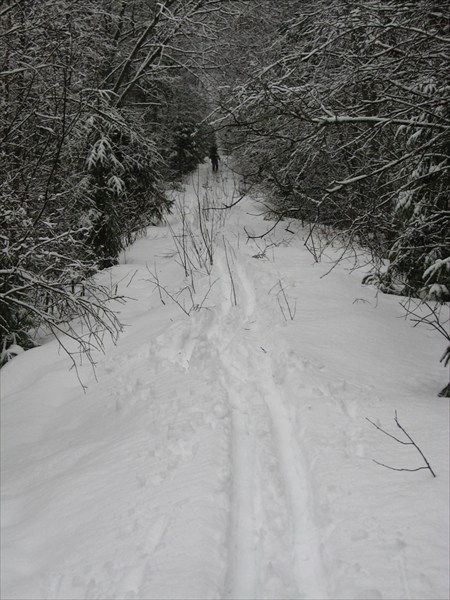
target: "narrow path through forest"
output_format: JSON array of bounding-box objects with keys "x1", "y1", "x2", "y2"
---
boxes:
[{"x1": 1, "y1": 160, "x2": 448, "y2": 600}]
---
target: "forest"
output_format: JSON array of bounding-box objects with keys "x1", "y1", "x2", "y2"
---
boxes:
[{"x1": 1, "y1": 0, "x2": 449, "y2": 386}]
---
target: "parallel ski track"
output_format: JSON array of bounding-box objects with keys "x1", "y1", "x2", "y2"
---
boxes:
[
  {"x1": 212, "y1": 245, "x2": 329, "y2": 599},
  {"x1": 168, "y1": 168, "x2": 329, "y2": 598}
]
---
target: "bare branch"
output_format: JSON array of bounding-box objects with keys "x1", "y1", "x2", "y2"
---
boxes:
[{"x1": 367, "y1": 411, "x2": 436, "y2": 478}]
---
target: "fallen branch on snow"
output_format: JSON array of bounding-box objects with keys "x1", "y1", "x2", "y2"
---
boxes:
[{"x1": 366, "y1": 410, "x2": 436, "y2": 478}]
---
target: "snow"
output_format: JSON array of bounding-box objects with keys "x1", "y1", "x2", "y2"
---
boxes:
[{"x1": 1, "y1": 161, "x2": 449, "y2": 600}]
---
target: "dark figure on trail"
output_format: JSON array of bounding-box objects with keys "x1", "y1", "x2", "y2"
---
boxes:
[{"x1": 209, "y1": 145, "x2": 220, "y2": 172}]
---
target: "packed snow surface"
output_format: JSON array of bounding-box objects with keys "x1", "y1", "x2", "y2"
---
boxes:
[{"x1": 1, "y1": 162, "x2": 449, "y2": 600}]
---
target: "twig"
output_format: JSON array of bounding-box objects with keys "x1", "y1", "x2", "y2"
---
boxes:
[
  {"x1": 276, "y1": 279, "x2": 296, "y2": 321},
  {"x1": 153, "y1": 279, "x2": 190, "y2": 316},
  {"x1": 151, "y1": 263, "x2": 166, "y2": 306},
  {"x1": 244, "y1": 216, "x2": 284, "y2": 240},
  {"x1": 195, "y1": 278, "x2": 218, "y2": 312},
  {"x1": 367, "y1": 411, "x2": 436, "y2": 477},
  {"x1": 223, "y1": 237, "x2": 237, "y2": 306},
  {"x1": 125, "y1": 269, "x2": 139, "y2": 288},
  {"x1": 147, "y1": 267, "x2": 189, "y2": 316},
  {"x1": 201, "y1": 192, "x2": 246, "y2": 210}
]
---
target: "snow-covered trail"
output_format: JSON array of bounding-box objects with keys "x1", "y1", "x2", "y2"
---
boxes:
[
  {"x1": 183, "y1": 249, "x2": 328, "y2": 599},
  {"x1": 1, "y1": 162, "x2": 449, "y2": 600}
]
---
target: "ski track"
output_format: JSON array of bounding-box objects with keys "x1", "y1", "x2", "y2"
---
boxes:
[
  {"x1": 206, "y1": 244, "x2": 329, "y2": 599},
  {"x1": 156, "y1": 169, "x2": 331, "y2": 599},
  {"x1": 152, "y1": 167, "x2": 331, "y2": 599}
]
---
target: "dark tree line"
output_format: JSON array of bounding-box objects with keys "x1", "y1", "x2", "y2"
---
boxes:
[
  {"x1": 213, "y1": 0, "x2": 450, "y2": 391},
  {"x1": 0, "y1": 0, "x2": 229, "y2": 362},
  {"x1": 218, "y1": 1, "x2": 449, "y2": 299}
]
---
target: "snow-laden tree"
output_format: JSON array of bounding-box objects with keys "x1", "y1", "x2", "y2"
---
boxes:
[
  {"x1": 212, "y1": 0, "x2": 449, "y2": 391},
  {"x1": 0, "y1": 0, "x2": 234, "y2": 362},
  {"x1": 218, "y1": 0, "x2": 449, "y2": 301}
]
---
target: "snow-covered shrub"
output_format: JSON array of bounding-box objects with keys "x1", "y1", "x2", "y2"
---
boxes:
[
  {"x1": 153, "y1": 76, "x2": 215, "y2": 178},
  {"x1": 219, "y1": 0, "x2": 450, "y2": 300},
  {"x1": 213, "y1": 0, "x2": 449, "y2": 382},
  {"x1": 71, "y1": 97, "x2": 171, "y2": 268},
  {"x1": 0, "y1": 183, "x2": 122, "y2": 365}
]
